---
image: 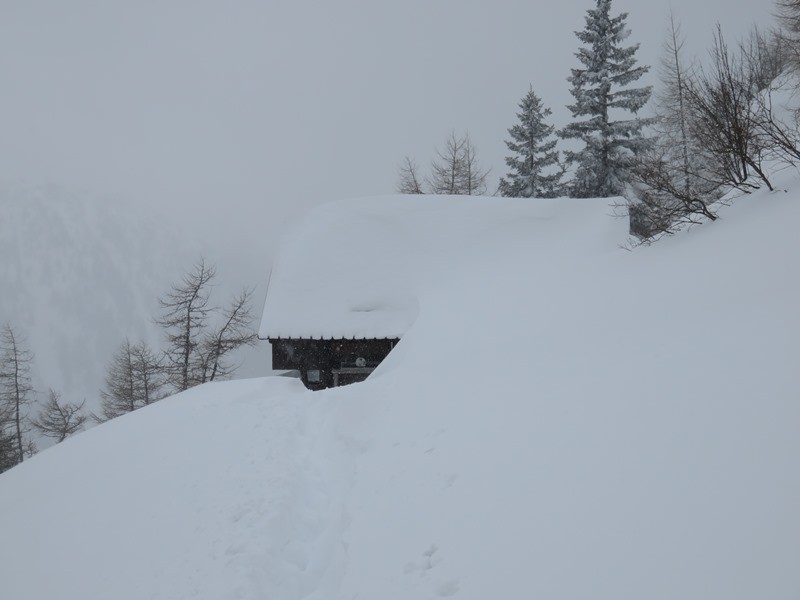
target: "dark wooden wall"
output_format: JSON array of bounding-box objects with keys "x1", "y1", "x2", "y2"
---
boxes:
[{"x1": 270, "y1": 338, "x2": 399, "y2": 390}]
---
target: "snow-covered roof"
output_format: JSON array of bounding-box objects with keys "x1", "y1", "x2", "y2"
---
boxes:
[{"x1": 259, "y1": 194, "x2": 622, "y2": 339}]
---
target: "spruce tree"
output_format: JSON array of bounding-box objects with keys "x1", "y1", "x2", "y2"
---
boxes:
[
  {"x1": 560, "y1": 0, "x2": 653, "y2": 198},
  {"x1": 499, "y1": 87, "x2": 562, "y2": 198}
]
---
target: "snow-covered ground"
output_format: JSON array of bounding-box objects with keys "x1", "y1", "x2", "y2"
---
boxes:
[{"x1": 1, "y1": 178, "x2": 798, "y2": 599}]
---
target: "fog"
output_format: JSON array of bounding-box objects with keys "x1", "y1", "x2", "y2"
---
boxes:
[{"x1": 0, "y1": 0, "x2": 774, "y2": 286}]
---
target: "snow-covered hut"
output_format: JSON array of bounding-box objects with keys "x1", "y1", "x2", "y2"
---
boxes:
[
  {"x1": 259, "y1": 196, "x2": 424, "y2": 389},
  {"x1": 259, "y1": 193, "x2": 604, "y2": 389}
]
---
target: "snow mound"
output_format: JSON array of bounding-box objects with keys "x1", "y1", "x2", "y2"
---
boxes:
[
  {"x1": 0, "y1": 377, "x2": 352, "y2": 599},
  {"x1": 260, "y1": 194, "x2": 624, "y2": 339},
  {"x1": 2, "y1": 185, "x2": 799, "y2": 600}
]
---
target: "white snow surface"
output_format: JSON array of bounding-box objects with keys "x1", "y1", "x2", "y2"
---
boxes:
[
  {"x1": 259, "y1": 194, "x2": 613, "y2": 339},
  {"x1": 2, "y1": 182, "x2": 799, "y2": 600}
]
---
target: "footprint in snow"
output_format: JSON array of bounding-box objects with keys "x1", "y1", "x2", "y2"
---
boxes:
[{"x1": 436, "y1": 580, "x2": 460, "y2": 597}]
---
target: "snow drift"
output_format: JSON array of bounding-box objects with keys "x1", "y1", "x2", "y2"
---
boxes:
[
  {"x1": 1, "y1": 181, "x2": 798, "y2": 600},
  {"x1": 260, "y1": 194, "x2": 617, "y2": 339}
]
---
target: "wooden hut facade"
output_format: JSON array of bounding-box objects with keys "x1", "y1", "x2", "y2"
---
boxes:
[{"x1": 268, "y1": 337, "x2": 399, "y2": 390}]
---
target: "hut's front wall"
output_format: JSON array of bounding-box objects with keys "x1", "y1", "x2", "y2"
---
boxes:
[{"x1": 270, "y1": 338, "x2": 399, "y2": 390}]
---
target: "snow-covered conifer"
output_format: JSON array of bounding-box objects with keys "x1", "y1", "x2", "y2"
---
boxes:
[
  {"x1": 499, "y1": 87, "x2": 562, "y2": 198},
  {"x1": 560, "y1": 0, "x2": 653, "y2": 198}
]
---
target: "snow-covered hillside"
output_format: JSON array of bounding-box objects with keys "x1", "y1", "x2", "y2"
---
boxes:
[{"x1": 1, "y1": 180, "x2": 798, "y2": 600}]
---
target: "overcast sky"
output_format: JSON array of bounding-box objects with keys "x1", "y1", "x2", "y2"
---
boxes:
[{"x1": 0, "y1": 0, "x2": 775, "y2": 278}]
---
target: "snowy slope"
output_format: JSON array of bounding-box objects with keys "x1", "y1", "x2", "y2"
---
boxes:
[{"x1": 1, "y1": 181, "x2": 799, "y2": 600}]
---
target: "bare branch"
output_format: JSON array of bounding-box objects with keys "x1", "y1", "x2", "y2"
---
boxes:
[
  {"x1": 96, "y1": 339, "x2": 165, "y2": 423},
  {"x1": 32, "y1": 390, "x2": 87, "y2": 443},
  {"x1": 397, "y1": 156, "x2": 425, "y2": 194},
  {"x1": 155, "y1": 259, "x2": 216, "y2": 391},
  {"x1": 197, "y1": 288, "x2": 258, "y2": 383},
  {"x1": 0, "y1": 323, "x2": 35, "y2": 466},
  {"x1": 426, "y1": 131, "x2": 489, "y2": 195}
]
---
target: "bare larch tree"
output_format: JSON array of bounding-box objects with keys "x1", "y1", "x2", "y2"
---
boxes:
[
  {"x1": 397, "y1": 156, "x2": 425, "y2": 194},
  {"x1": 154, "y1": 260, "x2": 258, "y2": 395},
  {"x1": 0, "y1": 324, "x2": 35, "y2": 466},
  {"x1": 156, "y1": 260, "x2": 216, "y2": 392},
  {"x1": 95, "y1": 338, "x2": 165, "y2": 422},
  {"x1": 196, "y1": 288, "x2": 259, "y2": 384},
  {"x1": 683, "y1": 27, "x2": 773, "y2": 192},
  {"x1": 32, "y1": 389, "x2": 87, "y2": 443},
  {"x1": 426, "y1": 131, "x2": 489, "y2": 195}
]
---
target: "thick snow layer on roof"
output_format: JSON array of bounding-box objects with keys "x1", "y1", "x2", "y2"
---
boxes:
[{"x1": 259, "y1": 194, "x2": 625, "y2": 339}]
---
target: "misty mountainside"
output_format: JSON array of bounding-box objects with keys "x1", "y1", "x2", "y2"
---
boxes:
[
  {"x1": 0, "y1": 176, "x2": 798, "y2": 600},
  {"x1": 0, "y1": 184, "x2": 198, "y2": 413}
]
